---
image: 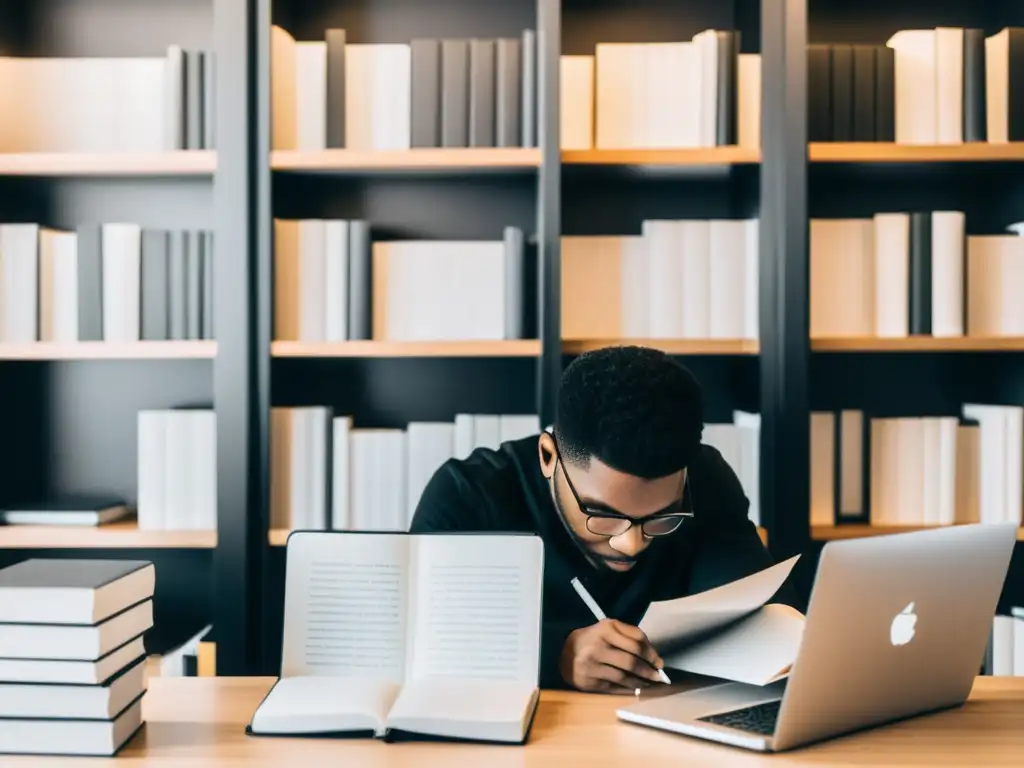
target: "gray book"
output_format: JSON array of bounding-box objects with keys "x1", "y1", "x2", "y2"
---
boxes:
[
  {"x1": 411, "y1": 39, "x2": 442, "y2": 147},
  {"x1": 496, "y1": 39, "x2": 522, "y2": 147},
  {"x1": 441, "y1": 40, "x2": 470, "y2": 147},
  {"x1": 347, "y1": 221, "x2": 372, "y2": 341},
  {"x1": 186, "y1": 231, "x2": 202, "y2": 339},
  {"x1": 521, "y1": 30, "x2": 536, "y2": 148},
  {"x1": 141, "y1": 229, "x2": 169, "y2": 341},
  {"x1": 185, "y1": 50, "x2": 204, "y2": 150},
  {"x1": 326, "y1": 29, "x2": 347, "y2": 149},
  {"x1": 469, "y1": 39, "x2": 496, "y2": 147},
  {"x1": 75, "y1": 224, "x2": 103, "y2": 341},
  {"x1": 202, "y1": 50, "x2": 216, "y2": 149},
  {"x1": 201, "y1": 231, "x2": 214, "y2": 340},
  {"x1": 165, "y1": 46, "x2": 185, "y2": 150},
  {"x1": 503, "y1": 226, "x2": 524, "y2": 340},
  {"x1": 168, "y1": 231, "x2": 188, "y2": 340}
]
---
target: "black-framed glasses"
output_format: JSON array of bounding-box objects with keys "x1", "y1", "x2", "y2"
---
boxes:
[{"x1": 554, "y1": 441, "x2": 693, "y2": 538}]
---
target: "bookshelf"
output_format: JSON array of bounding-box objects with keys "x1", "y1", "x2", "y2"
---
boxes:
[
  {"x1": 3, "y1": 0, "x2": 1021, "y2": 678},
  {"x1": 812, "y1": 525, "x2": 1024, "y2": 542}
]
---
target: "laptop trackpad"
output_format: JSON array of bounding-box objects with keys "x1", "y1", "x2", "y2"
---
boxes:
[{"x1": 622, "y1": 680, "x2": 787, "y2": 722}]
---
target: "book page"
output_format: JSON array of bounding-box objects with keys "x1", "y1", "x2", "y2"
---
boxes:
[
  {"x1": 639, "y1": 555, "x2": 800, "y2": 651},
  {"x1": 661, "y1": 603, "x2": 806, "y2": 686},
  {"x1": 280, "y1": 532, "x2": 409, "y2": 683},
  {"x1": 250, "y1": 676, "x2": 401, "y2": 736},
  {"x1": 405, "y1": 534, "x2": 544, "y2": 683}
]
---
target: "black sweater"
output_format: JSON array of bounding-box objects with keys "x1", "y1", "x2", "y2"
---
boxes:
[{"x1": 409, "y1": 435, "x2": 802, "y2": 689}]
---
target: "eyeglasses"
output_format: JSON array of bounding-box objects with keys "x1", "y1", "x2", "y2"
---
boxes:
[{"x1": 554, "y1": 442, "x2": 693, "y2": 538}]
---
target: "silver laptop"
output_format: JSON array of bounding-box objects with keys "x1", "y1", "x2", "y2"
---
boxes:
[{"x1": 616, "y1": 522, "x2": 1018, "y2": 752}]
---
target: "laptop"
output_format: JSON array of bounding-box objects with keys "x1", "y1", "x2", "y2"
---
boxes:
[{"x1": 616, "y1": 522, "x2": 1018, "y2": 752}]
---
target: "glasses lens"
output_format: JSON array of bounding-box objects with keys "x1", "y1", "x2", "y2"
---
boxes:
[
  {"x1": 642, "y1": 515, "x2": 687, "y2": 536},
  {"x1": 586, "y1": 515, "x2": 631, "y2": 536}
]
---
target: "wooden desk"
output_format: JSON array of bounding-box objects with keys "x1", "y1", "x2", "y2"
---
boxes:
[{"x1": 8, "y1": 676, "x2": 1024, "y2": 766}]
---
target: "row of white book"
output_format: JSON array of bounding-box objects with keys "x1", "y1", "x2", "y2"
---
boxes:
[
  {"x1": 887, "y1": 26, "x2": 1021, "y2": 145},
  {"x1": 274, "y1": 223, "x2": 528, "y2": 343},
  {"x1": 562, "y1": 220, "x2": 759, "y2": 342},
  {"x1": 563, "y1": 31, "x2": 761, "y2": 150},
  {"x1": 810, "y1": 405, "x2": 1024, "y2": 528},
  {"x1": 137, "y1": 409, "x2": 217, "y2": 531},
  {"x1": 270, "y1": 410, "x2": 542, "y2": 533},
  {"x1": 270, "y1": 407, "x2": 763, "y2": 533},
  {"x1": 0, "y1": 47, "x2": 213, "y2": 153},
  {"x1": 992, "y1": 609, "x2": 1024, "y2": 677},
  {"x1": 810, "y1": 214, "x2": 1024, "y2": 339}
]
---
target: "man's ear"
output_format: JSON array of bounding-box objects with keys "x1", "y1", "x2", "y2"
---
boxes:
[{"x1": 537, "y1": 431, "x2": 557, "y2": 478}]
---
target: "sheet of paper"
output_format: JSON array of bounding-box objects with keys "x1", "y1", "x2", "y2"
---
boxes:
[
  {"x1": 280, "y1": 532, "x2": 410, "y2": 682},
  {"x1": 661, "y1": 603, "x2": 806, "y2": 686},
  {"x1": 639, "y1": 555, "x2": 800, "y2": 650},
  {"x1": 406, "y1": 534, "x2": 543, "y2": 683}
]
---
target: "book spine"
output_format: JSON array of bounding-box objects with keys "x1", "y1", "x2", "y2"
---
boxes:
[
  {"x1": 852, "y1": 45, "x2": 875, "y2": 141},
  {"x1": 202, "y1": 231, "x2": 214, "y2": 340},
  {"x1": 76, "y1": 224, "x2": 103, "y2": 341},
  {"x1": 469, "y1": 39, "x2": 496, "y2": 147},
  {"x1": 496, "y1": 38, "x2": 522, "y2": 148},
  {"x1": 909, "y1": 212, "x2": 933, "y2": 336},
  {"x1": 202, "y1": 51, "x2": 216, "y2": 149},
  {"x1": 411, "y1": 39, "x2": 441, "y2": 148},
  {"x1": 830, "y1": 44, "x2": 853, "y2": 142},
  {"x1": 441, "y1": 40, "x2": 469, "y2": 147},
  {"x1": 186, "y1": 231, "x2": 202, "y2": 339},
  {"x1": 347, "y1": 221, "x2": 371, "y2": 340},
  {"x1": 165, "y1": 46, "x2": 186, "y2": 150},
  {"x1": 521, "y1": 30, "x2": 537, "y2": 148},
  {"x1": 715, "y1": 31, "x2": 738, "y2": 146},
  {"x1": 503, "y1": 226, "x2": 524, "y2": 340},
  {"x1": 141, "y1": 229, "x2": 170, "y2": 341},
  {"x1": 807, "y1": 44, "x2": 832, "y2": 141},
  {"x1": 873, "y1": 45, "x2": 895, "y2": 142},
  {"x1": 186, "y1": 50, "x2": 203, "y2": 150},
  {"x1": 962, "y1": 29, "x2": 986, "y2": 142},
  {"x1": 325, "y1": 29, "x2": 347, "y2": 149},
  {"x1": 168, "y1": 230, "x2": 188, "y2": 340}
]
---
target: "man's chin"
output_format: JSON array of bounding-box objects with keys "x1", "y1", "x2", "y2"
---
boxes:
[{"x1": 601, "y1": 558, "x2": 636, "y2": 572}]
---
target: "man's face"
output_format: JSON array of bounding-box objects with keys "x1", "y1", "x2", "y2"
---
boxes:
[{"x1": 538, "y1": 433, "x2": 687, "y2": 572}]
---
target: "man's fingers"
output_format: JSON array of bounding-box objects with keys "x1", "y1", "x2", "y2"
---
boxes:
[
  {"x1": 602, "y1": 620, "x2": 665, "y2": 671},
  {"x1": 599, "y1": 646, "x2": 663, "y2": 684}
]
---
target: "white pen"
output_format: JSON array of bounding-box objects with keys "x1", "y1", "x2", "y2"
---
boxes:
[{"x1": 569, "y1": 577, "x2": 672, "y2": 685}]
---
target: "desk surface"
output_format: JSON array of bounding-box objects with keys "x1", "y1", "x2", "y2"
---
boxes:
[{"x1": 9, "y1": 676, "x2": 1024, "y2": 766}]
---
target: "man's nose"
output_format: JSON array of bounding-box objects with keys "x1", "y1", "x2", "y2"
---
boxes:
[{"x1": 610, "y1": 525, "x2": 646, "y2": 556}]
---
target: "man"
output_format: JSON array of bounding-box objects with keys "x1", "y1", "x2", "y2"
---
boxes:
[{"x1": 410, "y1": 345, "x2": 802, "y2": 693}]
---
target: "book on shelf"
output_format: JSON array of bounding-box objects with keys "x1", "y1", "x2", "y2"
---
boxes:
[
  {"x1": 0, "y1": 47, "x2": 214, "y2": 153},
  {"x1": 137, "y1": 408, "x2": 217, "y2": 532},
  {"x1": 0, "y1": 222, "x2": 214, "y2": 344},
  {"x1": 583, "y1": 29, "x2": 758, "y2": 150},
  {"x1": 247, "y1": 530, "x2": 544, "y2": 744},
  {"x1": 561, "y1": 219, "x2": 758, "y2": 342},
  {"x1": 990, "y1": 611, "x2": 1024, "y2": 676},
  {"x1": 270, "y1": 410, "x2": 541, "y2": 533},
  {"x1": 808, "y1": 212, "x2": 1024, "y2": 339},
  {"x1": 273, "y1": 219, "x2": 528, "y2": 343},
  {"x1": 810, "y1": 405, "x2": 1023, "y2": 529},
  {"x1": 0, "y1": 496, "x2": 130, "y2": 527},
  {"x1": 639, "y1": 556, "x2": 802, "y2": 686},
  {"x1": 271, "y1": 26, "x2": 538, "y2": 151},
  {"x1": 0, "y1": 559, "x2": 154, "y2": 757}
]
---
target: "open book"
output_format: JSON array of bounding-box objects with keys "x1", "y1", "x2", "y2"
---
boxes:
[
  {"x1": 639, "y1": 555, "x2": 804, "y2": 686},
  {"x1": 247, "y1": 531, "x2": 544, "y2": 744}
]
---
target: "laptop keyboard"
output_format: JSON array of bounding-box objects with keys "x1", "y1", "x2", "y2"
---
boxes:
[{"x1": 697, "y1": 699, "x2": 781, "y2": 736}]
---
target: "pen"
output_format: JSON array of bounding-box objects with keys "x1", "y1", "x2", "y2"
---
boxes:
[{"x1": 569, "y1": 577, "x2": 672, "y2": 685}]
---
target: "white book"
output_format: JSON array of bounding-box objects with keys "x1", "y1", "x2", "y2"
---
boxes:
[
  {"x1": 116, "y1": 57, "x2": 166, "y2": 152},
  {"x1": 406, "y1": 423, "x2": 455, "y2": 524},
  {"x1": 887, "y1": 30, "x2": 938, "y2": 144},
  {"x1": 993, "y1": 615, "x2": 1014, "y2": 675},
  {"x1": 937, "y1": 417, "x2": 958, "y2": 525},
  {"x1": 273, "y1": 219, "x2": 300, "y2": 341},
  {"x1": 346, "y1": 45, "x2": 412, "y2": 150},
  {"x1": 708, "y1": 220, "x2": 745, "y2": 338},
  {"x1": 295, "y1": 42, "x2": 327, "y2": 151},
  {"x1": 643, "y1": 220, "x2": 683, "y2": 338},
  {"x1": 620, "y1": 236, "x2": 648, "y2": 337},
  {"x1": 247, "y1": 531, "x2": 543, "y2": 743},
  {"x1": 324, "y1": 220, "x2": 350, "y2": 341},
  {"x1": 1003, "y1": 406, "x2": 1024, "y2": 526},
  {"x1": 985, "y1": 28, "x2": 1015, "y2": 143},
  {"x1": 732, "y1": 411, "x2": 761, "y2": 527},
  {"x1": 298, "y1": 220, "x2": 327, "y2": 341},
  {"x1": 271, "y1": 26, "x2": 298, "y2": 150},
  {"x1": 742, "y1": 219, "x2": 759, "y2": 340},
  {"x1": 931, "y1": 212, "x2": 965, "y2": 337},
  {"x1": 809, "y1": 413, "x2": 835, "y2": 527},
  {"x1": 647, "y1": 43, "x2": 699, "y2": 148},
  {"x1": 594, "y1": 44, "x2": 638, "y2": 149},
  {"x1": 962, "y1": 405, "x2": 1008, "y2": 525},
  {"x1": 0, "y1": 223, "x2": 39, "y2": 342},
  {"x1": 839, "y1": 410, "x2": 863, "y2": 519},
  {"x1": 270, "y1": 408, "x2": 294, "y2": 531},
  {"x1": 473, "y1": 415, "x2": 501, "y2": 450},
  {"x1": 101, "y1": 223, "x2": 142, "y2": 342},
  {"x1": 693, "y1": 30, "x2": 719, "y2": 147},
  {"x1": 136, "y1": 411, "x2": 167, "y2": 531},
  {"x1": 873, "y1": 213, "x2": 910, "y2": 337},
  {"x1": 1012, "y1": 612, "x2": 1024, "y2": 676},
  {"x1": 920, "y1": 418, "x2": 941, "y2": 526},
  {"x1": 737, "y1": 54, "x2": 761, "y2": 149},
  {"x1": 453, "y1": 414, "x2": 475, "y2": 459},
  {"x1": 560, "y1": 55, "x2": 594, "y2": 150},
  {"x1": 955, "y1": 423, "x2": 981, "y2": 525},
  {"x1": 39, "y1": 228, "x2": 78, "y2": 342},
  {"x1": 934, "y1": 28, "x2": 964, "y2": 144},
  {"x1": 163, "y1": 412, "x2": 191, "y2": 531},
  {"x1": 331, "y1": 417, "x2": 352, "y2": 530},
  {"x1": 679, "y1": 221, "x2": 710, "y2": 339},
  {"x1": 499, "y1": 415, "x2": 541, "y2": 443}
]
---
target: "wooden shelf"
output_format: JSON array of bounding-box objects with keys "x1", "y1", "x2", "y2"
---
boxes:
[
  {"x1": 0, "y1": 341, "x2": 216, "y2": 361},
  {"x1": 271, "y1": 148, "x2": 541, "y2": 174},
  {"x1": 813, "y1": 524, "x2": 1024, "y2": 542},
  {"x1": 811, "y1": 336, "x2": 1024, "y2": 352},
  {"x1": 563, "y1": 339, "x2": 759, "y2": 356},
  {"x1": 0, "y1": 151, "x2": 215, "y2": 177},
  {"x1": 809, "y1": 142, "x2": 1024, "y2": 163},
  {"x1": 562, "y1": 147, "x2": 760, "y2": 167},
  {"x1": 271, "y1": 340, "x2": 541, "y2": 358},
  {"x1": 0, "y1": 521, "x2": 216, "y2": 549}
]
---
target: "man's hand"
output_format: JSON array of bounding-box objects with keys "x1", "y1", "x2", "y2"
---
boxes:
[{"x1": 558, "y1": 619, "x2": 666, "y2": 693}]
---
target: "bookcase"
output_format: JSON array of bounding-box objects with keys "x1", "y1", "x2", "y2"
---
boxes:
[{"x1": 0, "y1": 0, "x2": 1022, "y2": 676}]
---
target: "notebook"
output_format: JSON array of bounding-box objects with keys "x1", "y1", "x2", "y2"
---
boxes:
[{"x1": 247, "y1": 530, "x2": 544, "y2": 744}]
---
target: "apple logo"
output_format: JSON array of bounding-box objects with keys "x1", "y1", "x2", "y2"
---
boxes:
[{"x1": 890, "y1": 602, "x2": 917, "y2": 646}]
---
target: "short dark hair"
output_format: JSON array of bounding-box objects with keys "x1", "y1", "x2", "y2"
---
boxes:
[{"x1": 554, "y1": 345, "x2": 704, "y2": 479}]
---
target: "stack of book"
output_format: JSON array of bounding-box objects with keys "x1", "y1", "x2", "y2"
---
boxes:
[
  {"x1": 0, "y1": 222, "x2": 215, "y2": 344},
  {"x1": 0, "y1": 559, "x2": 155, "y2": 757}
]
